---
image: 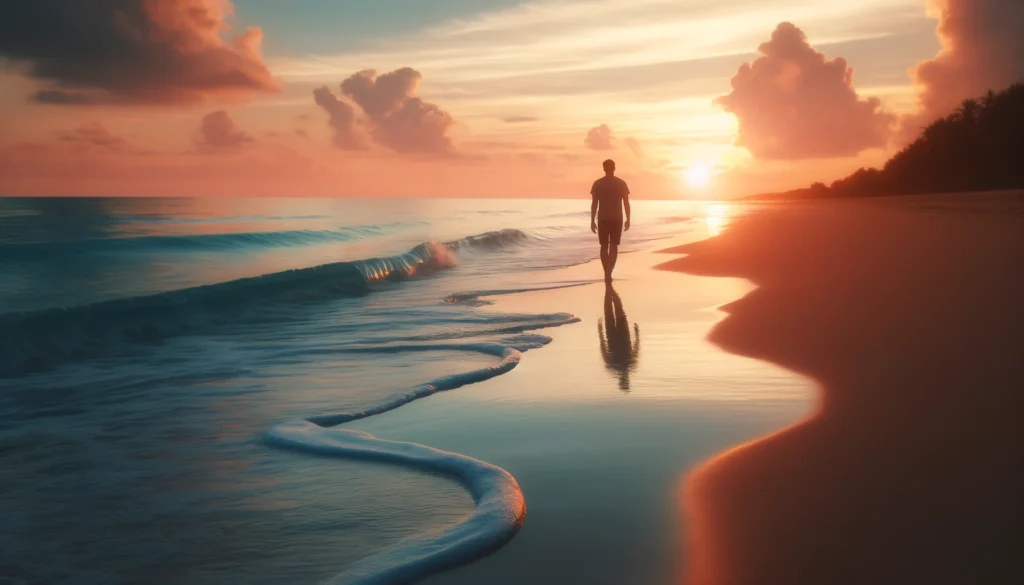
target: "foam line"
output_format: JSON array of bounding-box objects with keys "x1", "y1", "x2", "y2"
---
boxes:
[
  {"x1": 264, "y1": 332, "x2": 574, "y2": 584},
  {"x1": 264, "y1": 422, "x2": 525, "y2": 585},
  {"x1": 444, "y1": 281, "x2": 597, "y2": 306}
]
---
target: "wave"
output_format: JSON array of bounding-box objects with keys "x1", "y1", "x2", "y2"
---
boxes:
[
  {"x1": 443, "y1": 228, "x2": 529, "y2": 252},
  {"x1": 0, "y1": 222, "x2": 432, "y2": 258},
  {"x1": 264, "y1": 333, "x2": 569, "y2": 585},
  {"x1": 543, "y1": 210, "x2": 591, "y2": 219},
  {"x1": 110, "y1": 213, "x2": 334, "y2": 224},
  {"x1": 0, "y1": 230, "x2": 531, "y2": 377},
  {"x1": 445, "y1": 282, "x2": 596, "y2": 307}
]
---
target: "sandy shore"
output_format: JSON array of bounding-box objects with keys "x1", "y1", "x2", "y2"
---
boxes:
[
  {"x1": 343, "y1": 218, "x2": 810, "y2": 585},
  {"x1": 348, "y1": 193, "x2": 1021, "y2": 584},
  {"x1": 659, "y1": 194, "x2": 1024, "y2": 585}
]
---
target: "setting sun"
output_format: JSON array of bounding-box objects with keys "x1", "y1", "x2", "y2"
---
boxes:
[{"x1": 684, "y1": 162, "x2": 714, "y2": 189}]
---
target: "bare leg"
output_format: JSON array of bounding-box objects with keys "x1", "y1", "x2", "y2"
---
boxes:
[
  {"x1": 600, "y1": 243, "x2": 610, "y2": 277},
  {"x1": 607, "y1": 243, "x2": 619, "y2": 279}
]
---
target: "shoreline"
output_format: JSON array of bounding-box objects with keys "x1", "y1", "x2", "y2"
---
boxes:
[
  {"x1": 658, "y1": 196, "x2": 1024, "y2": 584},
  {"x1": 348, "y1": 220, "x2": 813, "y2": 585}
]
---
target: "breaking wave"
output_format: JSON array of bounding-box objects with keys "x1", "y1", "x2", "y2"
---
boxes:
[{"x1": 0, "y1": 230, "x2": 531, "y2": 377}]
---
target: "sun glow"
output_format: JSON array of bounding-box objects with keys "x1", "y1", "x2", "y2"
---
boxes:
[{"x1": 683, "y1": 161, "x2": 715, "y2": 190}]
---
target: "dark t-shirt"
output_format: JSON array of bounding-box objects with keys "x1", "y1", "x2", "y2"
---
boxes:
[{"x1": 591, "y1": 176, "x2": 629, "y2": 221}]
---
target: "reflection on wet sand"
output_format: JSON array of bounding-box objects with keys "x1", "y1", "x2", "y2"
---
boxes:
[
  {"x1": 660, "y1": 201, "x2": 1023, "y2": 585},
  {"x1": 598, "y1": 283, "x2": 640, "y2": 392}
]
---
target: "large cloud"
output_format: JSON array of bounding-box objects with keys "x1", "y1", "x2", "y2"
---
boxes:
[
  {"x1": 197, "y1": 111, "x2": 253, "y2": 151},
  {"x1": 314, "y1": 68, "x2": 455, "y2": 155},
  {"x1": 0, "y1": 0, "x2": 277, "y2": 105},
  {"x1": 912, "y1": 0, "x2": 1024, "y2": 121},
  {"x1": 715, "y1": 22, "x2": 894, "y2": 160}
]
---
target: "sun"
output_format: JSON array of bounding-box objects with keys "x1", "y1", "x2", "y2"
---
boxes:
[{"x1": 684, "y1": 162, "x2": 713, "y2": 189}]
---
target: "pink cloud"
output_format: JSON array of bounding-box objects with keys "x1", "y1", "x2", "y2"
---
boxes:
[
  {"x1": 715, "y1": 22, "x2": 894, "y2": 159},
  {"x1": 0, "y1": 0, "x2": 277, "y2": 105},
  {"x1": 314, "y1": 68, "x2": 456, "y2": 155},
  {"x1": 584, "y1": 124, "x2": 616, "y2": 150},
  {"x1": 197, "y1": 111, "x2": 253, "y2": 151},
  {"x1": 623, "y1": 137, "x2": 645, "y2": 158},
  {"x1": 584, "y1": 125, "x2": 645, "y2": 160},
  {"x1": 313, "y1": 86, "x2": 368, "y2": 150},
  {"x1": 57, "y1": 122, "x2": 132, "y2": 152},
  {"x1": 912, "y1": 0, "x2": 1024, "y2": 122}
]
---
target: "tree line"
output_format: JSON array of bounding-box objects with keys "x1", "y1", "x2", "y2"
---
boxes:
[{"x1": 747, "y1": 83, "x2": 1024, "y2": 200}]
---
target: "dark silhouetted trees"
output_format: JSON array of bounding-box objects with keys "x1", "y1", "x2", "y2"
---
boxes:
[{"x1": 748, "y1": 83, "x2": 1024, "y2": 199}]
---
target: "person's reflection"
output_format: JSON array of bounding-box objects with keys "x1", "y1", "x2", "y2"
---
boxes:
[{"x1": 597, "y1": 283, "x2": 640, "y2": 392}]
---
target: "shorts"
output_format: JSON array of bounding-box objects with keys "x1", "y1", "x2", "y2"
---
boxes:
[{"x1": 598, "y1": 219, "x2": 623, "y2": 246}]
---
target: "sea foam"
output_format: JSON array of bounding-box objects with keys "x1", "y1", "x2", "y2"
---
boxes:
[{"x1": 264, "y1": 333, "x2": 570, "y2": 585}]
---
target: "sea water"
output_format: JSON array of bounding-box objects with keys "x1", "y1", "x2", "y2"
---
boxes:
[{"x1": 0, "y1": 197, "x2": 729, "y2": 585}]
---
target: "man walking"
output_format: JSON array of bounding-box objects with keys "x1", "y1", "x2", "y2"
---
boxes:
[{"x1": 590, "y1": 159, "x2": 631, "y2": 281}]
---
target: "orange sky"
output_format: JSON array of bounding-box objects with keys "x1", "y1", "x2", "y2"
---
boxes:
[{"x1": 0, "y1": 0, "x2": 1020, "y2": 199}]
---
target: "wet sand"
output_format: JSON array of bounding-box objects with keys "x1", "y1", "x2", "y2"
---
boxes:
[
  {"x1": 349, "y1": 225, "x2": 812, "y2": 585},
  {"x1": 658, "y1": 195, "x2": 1024, "y2": 585}
]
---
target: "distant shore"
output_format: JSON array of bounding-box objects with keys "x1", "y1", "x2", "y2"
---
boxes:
[
  {"x1": 744, "y1": 84, "x2": 1024, "y2": 202},
  {"x1": 742, "y1": 186, "x2": 1024, "y2": 202}
]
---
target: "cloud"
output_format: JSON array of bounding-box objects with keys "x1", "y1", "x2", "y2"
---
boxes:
[
  {"x1": 314, "y1": 68, "x2": 455, "y2": 155},
  {"x1": 57, "y1": 123, "x2": 132, "y2": 151},
  {"x1": 912, "y1": 0, "x2": 1024, "y2": 122},
  {"x1": 503, "y1": 116, "x2": 539, "y2": 123},
  {"x1": 0, "y1": 0, "x2": 277, "y2": 105},
  {"x1": 33, "y1": 90, "x2": 94, "y2": 105},
  {"x1": 714, "y1": 22, "x2": 894, "y2": 160},
  {"x1": 584, "y1": 124, "x2": 616, "y2": 150},
  {"x1": 313, "y1": 86, "x2": 368, "y2": 150},
  {"x1": 584, "y1": 125, "x2": 647, "y2": 159},
  {"x1": 623, "y1": 137, "x2": 645, "y2": 158},
  {"x1": 197, "y1": 111, "x2": 253, "y2": 150}
]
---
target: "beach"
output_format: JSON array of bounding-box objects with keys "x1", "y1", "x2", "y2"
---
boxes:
[
  {"x1": 661, "y1": 192, "x2": 1024, "y2": 585},
  {"x1": 2, "y1": 194, "x2": 1021, "y2": 584},
  {"x1": 355, "y1": 193, "x2": 1023, "y2": 584},
  {"x1": 4, "y1": 0, "x2": 1023, "y2": 581},
  {"x1": 356, "y1": 235, "x2": 811, "y2": 585}
]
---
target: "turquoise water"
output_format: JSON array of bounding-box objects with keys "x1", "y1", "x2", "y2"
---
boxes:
[{"x1": 0, "y1": 197, "x2": 806, "y2": 585}]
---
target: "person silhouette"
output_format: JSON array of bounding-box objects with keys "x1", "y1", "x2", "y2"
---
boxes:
[
  {"x1": 590, "y1": 159, "x2": 631, "y2": 282},
  {"x1": 597, "y1": 282, "x2": 640, "y2": 392}
]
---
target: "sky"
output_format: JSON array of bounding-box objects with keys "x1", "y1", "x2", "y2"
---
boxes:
[{"x1": 0, "y1": 0, "x2": 1021, "y2": 199}]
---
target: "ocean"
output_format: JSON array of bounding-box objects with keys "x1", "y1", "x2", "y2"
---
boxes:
[{"x1": 0, "y1": 197, "x2": 809, "y2": 585}]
